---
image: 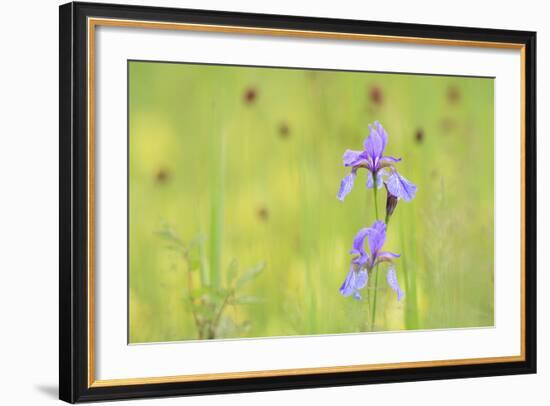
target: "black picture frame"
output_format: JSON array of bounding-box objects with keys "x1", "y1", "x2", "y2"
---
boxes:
[{"x1": 59, "y1": 1, "x2": 537, "y2": 403}]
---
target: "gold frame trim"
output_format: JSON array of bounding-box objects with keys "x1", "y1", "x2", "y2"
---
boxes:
[{"x1": 87, "y1": 17, "x2": 527, "y2": 388}]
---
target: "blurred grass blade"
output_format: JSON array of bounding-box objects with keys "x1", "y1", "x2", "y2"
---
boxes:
[
  {"x1": 231, "y1": 296, "x2": 263, "y2": 305},
  {"x1": 209, "y1": 115, "x2": 225, "y2": 288}
]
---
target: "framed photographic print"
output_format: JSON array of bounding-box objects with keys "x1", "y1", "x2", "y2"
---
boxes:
[{"x1": 59, "y1": 1, "x2": 537, "y2": 403}]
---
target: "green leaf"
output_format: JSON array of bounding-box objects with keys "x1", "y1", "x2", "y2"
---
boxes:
[
  {"x1": 235, "y1": 262, "x2": 265, "y2": 290},
  {"x1": 154, "y1": 226, "x2": 184, "y2": 247}
]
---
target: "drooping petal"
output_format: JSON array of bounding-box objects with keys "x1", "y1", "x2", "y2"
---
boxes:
[
  {"x1": 355, "y1": 269, "x2": 368, "y2": 290},
  {"x1": 343, "y1": 149, "x2": 367, "y2": 167},
  {"x1": 386, "y1": 170, "x2": 417, "y2": 202},
  {"x1": 387, "y1": 267, "x2": 404, "y2": 301},
  {"x1": 374, "y1": 121, "x2": 388, "y2": 154},
  {"x1": 337, "y1": 170, "x2": 357, "y2": 201},
  {"x1": 376, "y1": 251, "x2": 400, "y2": 264},
  {"x1": 367, "y1": 169, "x2": 387, "y2": 189},
  {"x1": 339, "y1": 267, "x2": 368, "y2": 299},
  {"x1": 339, "y1": 267, "x2": 356, "y2": 297}
]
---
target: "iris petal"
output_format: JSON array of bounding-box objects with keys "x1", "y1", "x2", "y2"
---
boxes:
[
  {"x1": 367, "y1": 220, "x2": 387, "y2": 256},
  {"x1": 350, "y1": 227, "x2": 371, "y2": 267},
  {"x1": 386, "y1": 170, "x2": 417, "y2": 202},
  {"x1": 364, "y1": 125, "x2": 384, "y2": 162},
  {"x1": 380, "y1": 156, "x2": 402, "y2": 167},
  {"x1": 339, "y1": 267, "x2": 368, "y2": 299},
  {"x1": 349, "y1": 227, "x2": 370, "y2": 265},
  {"x1": 374, "y1": 121, "x2": 388, "y2": 154},
  {"x1": 376, "y1": 251, "x2": 400, "y2": 264},
  {"x1": 343, "y1": 149, "x2": 367, "y2": 167},
  {"x1": 350, "y1": 227, "x2": 370, "y2": 256},
  {"x1": 352, "y1": 254, "x2": 369, "y2": 267},
  {"x1": 339, "y1": 268, "x2": 356, "y2": 297},
  {"x1": 337, "y1": 171, "x2": 357, "y2": 201},
  {"x1": 355, "y1": 269, "x2": 368, "y2": 290},
  {"x1": 387, "y1": 267, "x2": 404, "y2": 301}
]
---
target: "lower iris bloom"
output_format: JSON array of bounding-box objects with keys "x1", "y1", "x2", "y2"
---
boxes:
[{"x1": 340, "y1": 220, "x2": 404, "y2": 301}]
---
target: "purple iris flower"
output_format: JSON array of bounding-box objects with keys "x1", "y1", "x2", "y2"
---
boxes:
[
  {"x1": 337, "y1": 121, "x2": 417, "y2": 202},
  {"x1": 340, "y1": 220, "x2": 404, "y2": 301}
]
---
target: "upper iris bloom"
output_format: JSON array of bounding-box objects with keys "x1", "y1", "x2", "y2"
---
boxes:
[
  {"x1": 337, "y1": 121, "x2": 417, "y2": 202},
  {"x1": 340, "y1": 220, "x2": 404, "y2": 301}
]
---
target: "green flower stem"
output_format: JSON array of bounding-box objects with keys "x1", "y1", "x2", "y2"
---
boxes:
[
  {"x1": 371, "y1": 184, "x2": 380, "y2": 331},
  {"x1": 373, "y1": 184, "x2": 380, "y2": 221}
]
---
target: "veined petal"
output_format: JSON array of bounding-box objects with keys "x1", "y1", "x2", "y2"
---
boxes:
[
  {"x1": 386, "y1": 170, "x2": 417, "y2": 202},
  {"x1": 339, "y1": 267, "x2": 368, "y2": 299},
  {"x1": 374, "y1": 121, "x2": 388, "y2": 154},
  {"x1": 337, "y1": 171, "x2": 357, "y2": 201},
  {"x1": 367, "y1": 220, "x2": 386, "y2": 256},
  {"x1": 387, "y1": 267, "x2": 404, "y2": 301},
  {"x1": 339, "y1": 267, "x2": 356, "y2": 297},
  {"x1": 355, "y1": 269, "x2": 368, "y2": 290},
  {"x1": 367, "y1": 169, "x2": 387, "y2": 189},
  {"x1": 343, "y1": 149, "x2": 367, "y2": 167},
  {"x1": 350, "y1": 227, "x2": 370, "y2": 256},
  {"x1": 364, "y1": 125, "x2": 384, "y2": 161}
]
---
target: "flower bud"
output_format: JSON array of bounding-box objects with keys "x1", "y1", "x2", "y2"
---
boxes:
[{"x1": 385, "y1": 184, "x2": 398, "y2": 223}]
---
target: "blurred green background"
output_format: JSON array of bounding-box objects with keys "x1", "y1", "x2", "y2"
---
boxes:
[{"x1": 128, "y1": 61, "x2": 494, "y2": 343}]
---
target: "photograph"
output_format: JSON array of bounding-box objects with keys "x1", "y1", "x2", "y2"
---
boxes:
[
  {"x1": 0, "y1": 0, "x2": 542, "y2": 403},
  {"x1": 128, "y1": 61, "x2": 495, "y2": 343}
]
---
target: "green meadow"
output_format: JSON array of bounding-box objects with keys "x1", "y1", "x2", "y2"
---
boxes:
[{"x1": 128, "y1": 61, "x2": 494, "y2": 343}]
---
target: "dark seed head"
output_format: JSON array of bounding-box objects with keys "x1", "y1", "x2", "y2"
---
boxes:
[
  {"x1": 447, "y1": 86, "x2": 461, "y2": 104},
  {"x1": 155, "y1": 168, "x2": 170, "y2": 184},
  {"x1": 369, "y1": 85, "x2": 383, "y2": 106},
  {"x1": 415, "y1": 128, "x2": 424, "y2": 143},
  {"x1": 278, "y1": 121, "x2": 290, "y2": 138},
  {"x1": 244, "y1": 87, "x2": 258, "y2": 104},
  {"x1": 257, "y1": 206, "x2": 269, "y2": 222},
  {"x1": 440, "y1": 117, "x2": 456, "y2": 133}
]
